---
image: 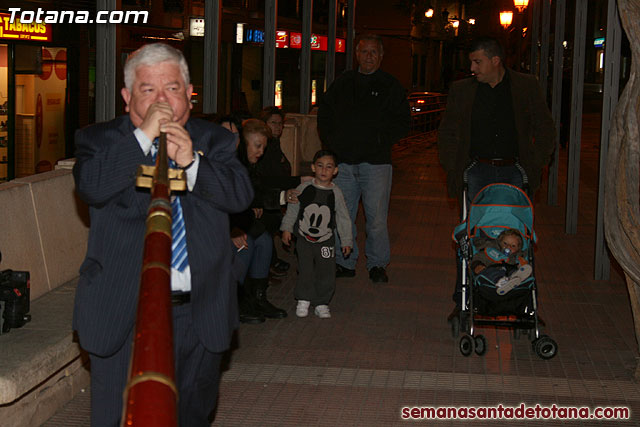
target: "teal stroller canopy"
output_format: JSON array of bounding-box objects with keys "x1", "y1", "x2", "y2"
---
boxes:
[{"x1": 453, "y1": 183, "x2": 536, "y2": 250}]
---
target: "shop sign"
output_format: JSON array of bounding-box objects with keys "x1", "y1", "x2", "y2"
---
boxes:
[
  {"x1": 288, "y1": 32, "x2": 345, "y2": 52},
  {"x1": 245, "y1": 28, "x2": 264, "y2": 44},
  {"x1": 276, "y1": 30, "x2": 289, "y2": 48},
  {"x1": 310, "y1": 34, "x2": 328, "y2": 51},
  {"x1": 0, "y1": 12, "x2": 52, "y2": 42},
  {"x1": 190, "y1": 18, "x2": 204, "y2": 37},
  {"x1": 290, "y1": 32, "x2": 302, "y2": 49}
]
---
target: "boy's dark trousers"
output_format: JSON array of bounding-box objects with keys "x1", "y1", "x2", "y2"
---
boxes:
[{"x1": 295, "y1": 235, "x2": 336, "y2": 305}]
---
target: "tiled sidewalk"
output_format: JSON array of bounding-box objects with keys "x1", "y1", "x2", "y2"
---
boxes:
[{"x1": 44, "y1": 124, "x2": 637, "y2": 426}]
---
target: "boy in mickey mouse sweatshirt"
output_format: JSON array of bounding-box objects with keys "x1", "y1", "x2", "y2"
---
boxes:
[{"x1": 281, "y1": 150, "x2": 352, "y2": 319}]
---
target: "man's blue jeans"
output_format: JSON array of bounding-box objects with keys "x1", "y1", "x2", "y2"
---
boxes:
[
  {"x1": 465, "y1": 161, "x2": 525, "y2": 204},
  {"x1": 235, "y1": 231, "x2": 273, "y2": 281},
  {"x1": 334, "y1": 162, "x2": 393, "y2": 271}
]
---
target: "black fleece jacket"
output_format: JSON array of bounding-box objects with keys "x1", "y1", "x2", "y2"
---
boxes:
[{"x1": 317, "y1": 69, "x2": 411, "y2": 165}]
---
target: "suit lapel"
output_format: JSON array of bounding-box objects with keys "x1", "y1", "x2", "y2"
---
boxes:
[
  {"x1": 463, "y1": 79, "x2": 478, "y2": 149},
  {"x1": 509, "y1": 70, "x2": 529, "y2": 142}
]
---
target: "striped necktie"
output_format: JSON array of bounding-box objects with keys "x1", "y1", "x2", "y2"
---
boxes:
[{"x1": 152, "y1": 140, "x2": 190, "y2": 272}]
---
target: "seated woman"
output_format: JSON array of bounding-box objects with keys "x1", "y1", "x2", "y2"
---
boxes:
[
  {"x1": 257, "y1": 106, "x2": 310, "y2": 276},
  {"x1": 231, "y1": 119, "x2": 299, "y2": 323}
]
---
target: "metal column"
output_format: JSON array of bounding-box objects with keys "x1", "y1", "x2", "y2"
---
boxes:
[
  {"x1": 203, "y1": 0, "x2": 221, "y2": 114},
  {"x1": 547, "y1": 0, "x2": 566, "y2": 206},
  {"x1": 325, "y1": 0, "x2": 337, "y2": 89},
  {"x1": 530, "y1": 0, "x2": 541, "y2": 76},
  {"x1": 539, "y1": 0, "x2": 551, "y2": 97},
  {"x1": 595, "y1": 0, "x2": 622, "y2": 279},
  {"x1": 346, "y1": 0, "x2": 356, "y2": 71},
  {"x1": 565, "y1": 0, "x2": 588, "y2": 234},
  {"x1": 95, "y1": 0, "x2": 116, "y2": 122},
  {"x1": 263, "y1": 0, "x2": 277, "y2": 108},
  {"x1": 300, "y1": 0, "x2": 312, "y2": 114}
]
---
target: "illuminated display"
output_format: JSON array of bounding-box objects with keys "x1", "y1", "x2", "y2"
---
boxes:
[
  {"x1": 190, "y1": 18, "x2": 204, "y2": 37},
  {"x1": 245, "y1": 29, "x2": 264, "y2": 44},
  {"x1": 242, "y1": 25, "x2": 345, "y2": 52},
  {"x1": 0, "y1": 12, "x2": 52, "y2": 42}
]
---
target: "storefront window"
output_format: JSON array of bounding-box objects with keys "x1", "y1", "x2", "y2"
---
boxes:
[
  {"x1": 12, "y1": 45, "x2": 67, "y2": 178},
  {"x1": 0, "y1": 45, "x2": 7, "y2": 182}
]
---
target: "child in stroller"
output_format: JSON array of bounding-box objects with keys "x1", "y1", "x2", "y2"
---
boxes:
[
  {"x1": 452, "y1": 183, "x2": 557, "y2": 359},
  {"x1": 471, "y1": 228, "x2": 533, "y2": 295}
]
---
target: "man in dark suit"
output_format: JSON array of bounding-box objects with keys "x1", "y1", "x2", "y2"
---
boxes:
[
  {"x1": 438, "y1": 36, "x2": 555, "y2": 321},
  {"x1": 72, "y1": 43, "x2": 253, "y2": 426},
  {"x1": 438, "y1": 36, "x2": 555, "y2": 202}
]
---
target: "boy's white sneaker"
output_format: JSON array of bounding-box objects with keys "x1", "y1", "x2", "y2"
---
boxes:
[
  {"x1": 314, "y1": 305, "x2": 331, "y2": 319},
  {"x1": 497, "y1": 264, "x2": 533, "y2": 295},
  {"x1": 296, "y1": 300, "x2": 310, "y2": 317}
]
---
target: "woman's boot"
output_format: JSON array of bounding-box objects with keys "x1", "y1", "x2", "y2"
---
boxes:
[
  {"x1": 238, "y1": 281, "x2": 265, "y2": 324},
  {"x1": 249, "y1": 277, "x2": 287, "y2": 318}
]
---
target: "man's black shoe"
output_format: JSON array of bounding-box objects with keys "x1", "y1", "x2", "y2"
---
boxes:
[
  {"x1": 336, "y1": 264, "x2": 356, "y2": 278},
  {"x1": 368, "y1": 266, "x2": 388, "y2": 283}
]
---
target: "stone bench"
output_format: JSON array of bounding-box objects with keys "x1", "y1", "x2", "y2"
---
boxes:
[
  {"x1": 0, "y1": 280, "x2": 88, "y2": 427},
  {"x1": 0, "y1": 169, "x2": 89, "y2": 426}
]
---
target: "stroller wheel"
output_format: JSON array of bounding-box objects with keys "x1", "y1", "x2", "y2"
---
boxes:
[
  {"x1": 533, "y1": 335, "x2": 558, "y2": 359},
  {"x1": 459, "y1": 334, "x2": 475, "y2": 357},
  {"x1": 474, "y1": 335, "x2": 487, "y2": 356}
]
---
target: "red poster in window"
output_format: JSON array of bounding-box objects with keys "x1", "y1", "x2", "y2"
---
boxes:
[
  {"x1": 290, "y1": 32, "x2": 302, "y2": 49},
  {"x1": 276, "y1": 30, "x2": 289, "y2": 48},
  {"x1": 40, "y1": 48, "x2": 52, "y2": 80},
  {"x1": 336, "y1": 38, "x2": 346, "y2": 53},
  {"x1": 54, "y1": 49, "x2": 67, "y2": 81},
  {"x1": 36, "y1": 94, "x2": 42, "y2": 148},
  {"x1": 311, "y1": 35, "x2": 327, "y2": 51}
]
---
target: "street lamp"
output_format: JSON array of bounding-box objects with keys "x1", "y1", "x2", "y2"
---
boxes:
[
  {"x1": 513, "y1": 0, "x2": 529, "y2": 13},
  {"x1": 425, "y1": 7, "x2": 434, "y2": 18},
  {"x1": 500, "y1": 11, "x2": 513, "y2": 29}
]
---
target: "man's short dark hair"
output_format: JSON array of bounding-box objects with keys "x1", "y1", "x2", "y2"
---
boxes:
[
  {"x1": 356, "y1": 34, "x2": 384, "y2": 54},
  {"x1": 313, "y1": 149, "x2": 338, "y2": 164},
  {"x1": 470, "y1": 37, "x2": 504, "y2": 62}
]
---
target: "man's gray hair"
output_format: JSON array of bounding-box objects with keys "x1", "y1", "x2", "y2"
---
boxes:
[
  {"x1": 356, "y1": 34, "x2": 384, "y2": 55},
  {"x1": 123, "y1": 43, "x2": 190, "y2": 90}
]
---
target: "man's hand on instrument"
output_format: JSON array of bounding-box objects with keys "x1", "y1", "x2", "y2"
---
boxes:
[
  {"x1": 161, "y1": 121, "x2": 194, "y2": 168},
  {"x1": 139, "y1": 102, "x2": 174, "y2": 142}
]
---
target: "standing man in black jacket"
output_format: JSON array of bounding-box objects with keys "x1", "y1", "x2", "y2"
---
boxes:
[{"x1": 318, "y1": 34, "x2": 411, "y2": 283}]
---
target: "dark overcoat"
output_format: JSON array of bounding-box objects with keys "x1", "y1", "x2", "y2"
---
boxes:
[{"x1": 438, "y1": 69, "x2": 555, "y2": 198}]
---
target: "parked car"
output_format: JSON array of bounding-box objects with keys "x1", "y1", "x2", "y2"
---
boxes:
[{"x1": 408, "y1": 92, "x2": 447, "y2": 113}]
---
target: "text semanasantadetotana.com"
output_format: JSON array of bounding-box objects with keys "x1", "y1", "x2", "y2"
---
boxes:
[{"x1": 401, "y1": 403, "x2": 630, "y2": 420}]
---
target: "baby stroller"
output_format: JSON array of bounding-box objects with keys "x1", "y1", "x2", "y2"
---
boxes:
[{"x1": 451, "y1": 183, "x2": 557, "y2": 359}]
